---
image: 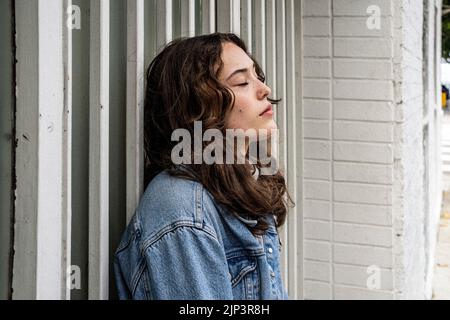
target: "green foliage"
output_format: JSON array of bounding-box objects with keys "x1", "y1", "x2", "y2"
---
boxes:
[{"x1": 443, "y1": 0, "x2": 450, "y2": 62}]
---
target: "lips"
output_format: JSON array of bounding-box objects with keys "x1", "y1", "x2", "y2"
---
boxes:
[{"x1": 259, "y1": 104, "x2": 273, "y2": 116}]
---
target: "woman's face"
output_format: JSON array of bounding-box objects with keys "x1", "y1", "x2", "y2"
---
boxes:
[{"x1": 218, "y1": 42, "x2": 277, "y2": 134}]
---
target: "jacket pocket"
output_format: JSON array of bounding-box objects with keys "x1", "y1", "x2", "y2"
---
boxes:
[{"x1": 227, "y1": 255, "x2": 258, "y2": 300}]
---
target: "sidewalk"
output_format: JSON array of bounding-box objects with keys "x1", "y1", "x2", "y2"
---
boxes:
[
  {"x1": 432, "y1": 204, "x2": 450, "y2": 299},
  {"x1": 432, "y1": 110, "x2": 450, "y2": 300}
]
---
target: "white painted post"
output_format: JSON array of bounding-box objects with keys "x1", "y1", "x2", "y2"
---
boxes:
[
  {"x1": 14, "y1": 0, "x2": 70, "y2": 299},
  {"x1": 126, "y1": 0, "x2": 145, "y2": 225},
  {"x1": 89, "y1": 0, "x2": 110, "y2": 300},
  {"x1": 62, "y1": 0, "x2": 73, "y2": 300}
]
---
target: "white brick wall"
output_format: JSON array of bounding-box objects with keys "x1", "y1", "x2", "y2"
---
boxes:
[
  {"x1": 333, "y1": 162, "x2": 393, "y2": 184},
  {"x1": 303, "y1": 38, "x2": 331, "y2": 57},
  {"x1": 305, "y1": 240, "x2": 331, "y2": 262},
  {"x1": 333, "y1": 80, "x2": 393, "y2": 100},
  {"x1": 334, "y1": 39, "x2": 393, "y2": 58},
  {"x1": 334, "y1": 121, "x2": 393, "y2": 142},
  {"x1": 303, "y1": 0, "x2": 331, "y2": 17},
  {"x1": 333, "y1": 59, "x2": 393, "y2": 80},
  {"x1": 334, "y1": 203, "x2": 392, "y2": 226},
  {"x1": 333, "y1": 243, "x2": 393, "y2": 268},
  {"x1": 334, "y1": 264, "x2": 393, "y2": 290},
  {"x1": 301, "y1": 0, "x2": 441, "y2": 300},
  {"x1": 333, "y1": 100, "x2": 394, "y2": 122},
  {"x1": 302, "y1": 0, "x2": 333, "y2": 299},
  {"x1": 332, "y1": 0, "x2": 392, "y2": 16},
  {"x1": 333, "y1": 141, "x2": 393, "y2": 163},
  {"x1": 333, "y1": 17, "x2": 392, "y2": 37}
]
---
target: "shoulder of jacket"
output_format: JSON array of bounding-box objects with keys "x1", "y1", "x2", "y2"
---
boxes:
[{"x1": 134, "y1": 170, "x2": 222, "y2": 244}]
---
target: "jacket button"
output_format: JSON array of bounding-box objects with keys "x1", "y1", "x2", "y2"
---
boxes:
[
  {"x1": 268, "y1": 247, "x2": 273, "y2": 254},
  {"x1": 270, "y1": 271, "x2": 275, "y2": 278}
]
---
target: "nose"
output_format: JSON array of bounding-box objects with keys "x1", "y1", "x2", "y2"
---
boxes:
[{"x1": 258, "y1": 81, "x2": 271, "y2": 100}]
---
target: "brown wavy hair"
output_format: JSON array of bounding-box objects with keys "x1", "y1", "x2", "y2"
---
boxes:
[{"x1": 143, "y1": 33, "x2": 293, "y2": 235}]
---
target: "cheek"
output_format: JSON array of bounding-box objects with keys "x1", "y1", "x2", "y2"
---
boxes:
[
  {"x1": 233, "y1": 95, "x2": 250, "y2": 111},
  {"x1": 225, "y1": 95, "x2": 259, "y2": 129},
  {"x1": 225, "y1": 107, "x2": 245, "y2": 129}
]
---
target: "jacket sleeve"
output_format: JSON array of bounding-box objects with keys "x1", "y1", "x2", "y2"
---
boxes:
[{"x1": 138, "y1": 225, "x2": 234, "y2": 300}]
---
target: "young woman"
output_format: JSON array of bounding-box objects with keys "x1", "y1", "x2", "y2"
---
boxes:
[{"x1": 114, "y1": 33, "x2": 293, "y2": 300}]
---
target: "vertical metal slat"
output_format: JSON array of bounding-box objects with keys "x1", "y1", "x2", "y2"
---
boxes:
[
  {"x1": 13, "y1": 0, "x2": 40, "y2": 298},
  {"x1": 230, "y1": 0, "x2": 241, "y2": 35},
  {"x1": 157, "y1": 0, "x2": 173, "y2": 48},
  {"x1": 275, "y1": 0, "x2": 289, "y2": 289},
  {"x1": 0, "y1": 0, "x2": 14, "y2": 300},
  {"x1": 201, "y1": 0, "x2": 216, "y2": 34},
  {"x1": 293, "y1": 0, "x2": 304, "y2": 300},
  {"x1": 126, "y1": 0, "x2": 145, "y2": 225},
  {"x1": 14, "y1": 0, "x2": 69, "y2": 299},
  {"x1": 285, "y1": 0, "x2": 298, "y2": 300},
  {"x1": 36, "y1": 0, "x2": 66, "y2": 299},
  {"x1": 216, "y1": 0, "x2": 231, "y2": 32},
  {"x1": 240, "y1": 0, "x2": 252, "y2": 52},
  {"x1": 265, "y1": 0, "x2": 277, "y2": 123},
  {"x1": 181, "y1": 0, "x2": 196, "y2": 37},
  {"x1": 217, "y1": 0, "x2": 240, "y2": 34},
  {"x1": 89, "y1": 0, "x2": 110, "y2": 300},
  {"x1": 252, "y1": 0, "x2": 266, "y2": 70}
]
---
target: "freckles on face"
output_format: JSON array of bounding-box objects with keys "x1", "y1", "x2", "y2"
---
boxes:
[{"x1": 218, "y1": 42, "x2": 277, "y2": 133}]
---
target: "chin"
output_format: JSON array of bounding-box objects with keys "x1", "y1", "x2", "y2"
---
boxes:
[
  {"x1": 263, "y1": 120, "x2": 278, "y2": 131},
  {"x1": 253, "y1": 123, "x2": 277, "y2": 138}
]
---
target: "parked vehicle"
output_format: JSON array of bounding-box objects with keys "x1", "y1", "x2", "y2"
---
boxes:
[{"x1": 442, "y1": 84, "x2": 449, "y2": 109}]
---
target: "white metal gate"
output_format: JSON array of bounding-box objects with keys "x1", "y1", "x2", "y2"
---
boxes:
[{"x1": 12, "y1": 0, "x2": 303, "y2": 299}]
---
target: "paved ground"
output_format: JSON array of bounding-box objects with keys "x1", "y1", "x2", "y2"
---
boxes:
[{"x1": 432, "y1": 110, "x2": 450, "y2": 300}]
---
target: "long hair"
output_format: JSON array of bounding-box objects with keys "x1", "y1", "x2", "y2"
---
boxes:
[{"x1": 143, "y1": 32, "x2": 293, "y2": 235}]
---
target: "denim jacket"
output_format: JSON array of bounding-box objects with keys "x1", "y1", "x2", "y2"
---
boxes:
[{"x1": 114, "y1": 170, "x2": 289, "y2": 300}]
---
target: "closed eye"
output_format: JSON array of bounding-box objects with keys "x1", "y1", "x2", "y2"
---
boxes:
[{"x1": 236, "y1": 82, "x2": 249, "y2": 87}]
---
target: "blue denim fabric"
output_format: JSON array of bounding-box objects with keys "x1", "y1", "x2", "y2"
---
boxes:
[{"x1": 114, "y1": 170, "x2": 289, "y2": 300}]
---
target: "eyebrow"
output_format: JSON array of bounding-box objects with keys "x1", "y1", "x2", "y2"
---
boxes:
[{"x1": 226, "y1": 63, "x2": 256, "y2": 81}]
